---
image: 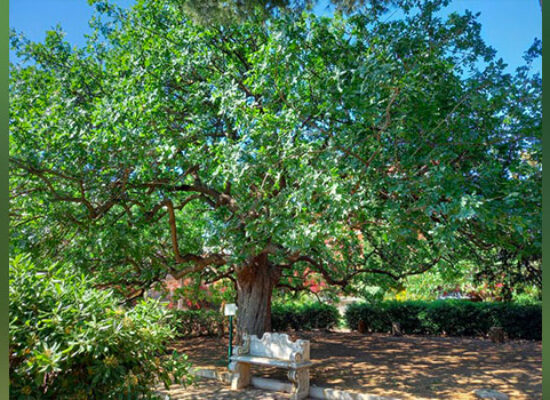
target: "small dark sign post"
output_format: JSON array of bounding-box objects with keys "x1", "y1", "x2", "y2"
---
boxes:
[{"x1": 224, "y1": 303, "x2": 237, "y2": 366}]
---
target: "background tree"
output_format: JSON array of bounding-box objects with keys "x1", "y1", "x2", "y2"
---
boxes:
[
  {"x1": 10, "y1": 0, "x2": 541, "y2": 337},
  {"x1": 178, "y1": 0, "x2": 395, "y2": 24}
]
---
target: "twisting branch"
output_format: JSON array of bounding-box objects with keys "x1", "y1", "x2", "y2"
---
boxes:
[
  {"x1": 280, "y1": 254, "x2": 400, "y2": 285},
  {"x1": 278, "y1": 245, "x2": 442, "y2": 289},
  {"x1": 203, "y1": 267, "x2": 236, "y2": 284},
  {"x1": 170, "y1": 253, "x2": 228, "y2": 279},
  {"x1": 377, "y1": 87, "x2": 400, "y2": 132},
  {"x1": 10, "y1": 157, "x2": 97, "y2": 217}
]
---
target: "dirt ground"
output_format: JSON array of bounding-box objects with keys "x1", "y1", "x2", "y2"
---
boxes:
[
  {"x1": 157, "y1": 379, "x2": 294, "y2": 400},
  {"x1": 168, "y1": 331, "x2": 541, "y2": 400}
]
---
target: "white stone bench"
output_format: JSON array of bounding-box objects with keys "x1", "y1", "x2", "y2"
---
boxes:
[{"x1": 229, "y1": 332, "x2": 312, "y2": 400}]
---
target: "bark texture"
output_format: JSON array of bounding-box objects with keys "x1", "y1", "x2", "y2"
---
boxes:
[{"x1": 236, "y1": 254, "x2": 280, "y2": 340}]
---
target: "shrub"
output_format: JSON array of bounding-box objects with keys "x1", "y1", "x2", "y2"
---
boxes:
[
  {"x1": 9, "y1": 255, "x2": 192, "y2": 399},
  {"x1": 423, "y1": 300, "x2": 495, "y2": 336},
  {"x1": 168, "y1": 302, "x2": 340, "y2": 337},
  {"x1": 384, "y1": 301, "x2": 426, "y2": 334},
  {"x1": 344, "y1": 302, "x2": 389, "y2": 332},
  {"x1": 344, "y1": 300, "x2": 541, "y2": 340},
  {"x1": 271, "y1": 302, "x2": 340, "y2": 331},
  {"x1": 492, "y1": 303, "x2": 542, "y2": 340},
  {"x1": 170, "y1": 309, "x2": 225, "y2": 338}
]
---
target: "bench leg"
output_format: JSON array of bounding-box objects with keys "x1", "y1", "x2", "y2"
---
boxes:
[
  {"x1": 288, "y1": 368, "x2": 309, "y2": 400},
  {"x1": 229, "y1": 361, "x2": 251, "y2": 390}
]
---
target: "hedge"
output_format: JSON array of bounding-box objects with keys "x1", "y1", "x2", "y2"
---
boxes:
[
  {"x1": 271, "y1": 302, "x2": 340, "y2": 331},
  {"x1": 170, "y1": 309, "x2": 225, "y2": 338},
  {"x1": 170, "y1": 302, "x2": 340, "y2": 337},
  {"x1": 345, "y1": 300, "x2": 541, "y2": 340}
]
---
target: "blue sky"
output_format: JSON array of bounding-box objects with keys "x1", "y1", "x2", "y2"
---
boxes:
[{"x1": 10, "y1": 0, "x2": 541, "y2": 74}]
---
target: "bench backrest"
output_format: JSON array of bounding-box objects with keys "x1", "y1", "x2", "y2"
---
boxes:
[{"x1": 239, "y1": 332, "x2": 310, "y2": 362}]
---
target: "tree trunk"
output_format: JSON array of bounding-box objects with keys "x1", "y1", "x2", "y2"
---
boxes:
[{"x1": 236, "y1": 254, "x2": 280, "y2": 340}]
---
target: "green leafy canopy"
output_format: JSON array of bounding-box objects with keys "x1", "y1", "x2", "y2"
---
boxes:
[{"x1": 10, "y1": 0, "x2": 541, "y2": 299}]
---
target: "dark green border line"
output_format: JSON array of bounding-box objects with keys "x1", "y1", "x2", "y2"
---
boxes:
[
  {"x1": 542, "y1": 0, "x2": 548, "y2": 398},
  {"x1": 3, "y1": 0, "x2": 9, "y2": 398}
]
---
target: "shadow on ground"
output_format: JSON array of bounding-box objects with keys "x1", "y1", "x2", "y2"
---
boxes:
[
  {"x1": 169, "y1": 331, "x2": 541, "y2": 400},
  {"x1": 157, "y1": 379, "x2": 293, "y2": 400}
]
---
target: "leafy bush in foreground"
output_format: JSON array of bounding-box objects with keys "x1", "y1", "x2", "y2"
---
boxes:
[
  {"x1": 9, "y1": 255, "x2": 192, "y2": 399},
  {"x1": 345, "y1": 300, "x2": 541, "y2": 340}
]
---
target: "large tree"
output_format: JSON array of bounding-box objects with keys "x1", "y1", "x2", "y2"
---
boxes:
[{"x1": 10, "y1": 0, "x2": 541, "y2": 337}]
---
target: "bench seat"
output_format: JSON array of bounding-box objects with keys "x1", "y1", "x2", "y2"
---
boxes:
[
  {"x1": 231, "y1": 354, "x2": 313, "y2": 369},
  {"x1": 229, "y1": 332, "x2": 311, "y2": 400}
]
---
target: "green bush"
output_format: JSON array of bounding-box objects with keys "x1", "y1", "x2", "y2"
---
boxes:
[
  {"x1": 168, "y1": 302, "x2": 340, "y2": 337},
  {"x1": 9, "y1": 255, "x2": 192, "y2": 400},
  {"x1": 271, "y1": 302, "x2": 340, "y2": 331},
  {"x1": 344, "y1": 302, "x2": 390, "y2": 332},
  {"x1": 345, "y1": 300, "x2": 541, "y2": 340},
  {"x1": 170, "y1": 309, "x2": 225, "y2": 338},
  {"x1": 493, "y1": 303, "x2": 542, "y2": 340}
]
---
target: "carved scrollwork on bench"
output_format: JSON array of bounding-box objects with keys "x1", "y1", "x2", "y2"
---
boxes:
[{"x1": 235, "y1": 334, "x2": 251, "y2": 356}]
